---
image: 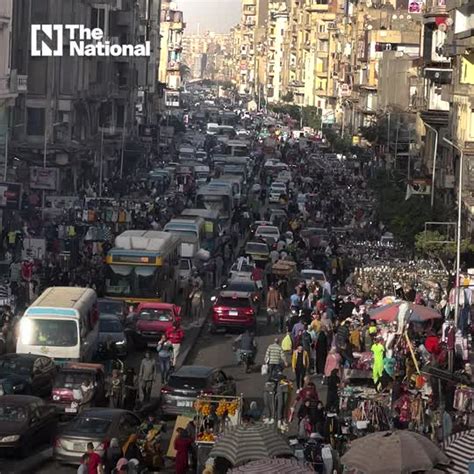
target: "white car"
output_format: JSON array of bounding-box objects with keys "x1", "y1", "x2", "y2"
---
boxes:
[
  {"x1": 300, "y1": 269, "x2": 331, "y2": 294},
  {"x1": 269, "y1": 182, "x2": 287, "y2": 203},
  {"x1": 255, "y1": 225, "x2": 280, "y2": 244}
]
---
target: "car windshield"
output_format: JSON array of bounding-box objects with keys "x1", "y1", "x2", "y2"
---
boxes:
[
  {"x1": 246, "y1": 243, "x2": 268, "y2": 254},
  {"x1": 54, "y1": 372, "x2": 92, "y2": 389},
  {"x1": 231, "y1": 263, "x2": 254, "y2": 272},
  {"x1": 217, "y1": 297, "x2": 251, "y2": 308},
  {"x1": 138, "y1": 309, "x2": 172, "y2": 322},
  {"x1": 0, "y1": 405, "x2": 27, "y2": 423},
  {"x1": 0, "y1": 358, "x2": 32, "y2": 376},
  {"x1": 98, "y1": 301, "x2": 122, "y2": 316},
  {"x1": 179, "y1": 260, "x2": 191, "y2": 270},
  {"x1": 20, "y1": 319, "x2": 78, "y2": 347},
  {"x1": 69, "y1": 416, "x2": 111, "y2": 435},
  {"x1": 226, "y1": 281, "x2": 255, "y2": 292},
  {"x1": 99, "y1": 319, "x2": 122, "y2": 333},
  {"x1": 168, "y1": 376, "x2": 208, "y2": 390}
]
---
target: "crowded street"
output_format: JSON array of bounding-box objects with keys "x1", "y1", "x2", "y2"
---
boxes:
[{"x1": 0, "y1": 1, "x2": 473, "y2": 474}]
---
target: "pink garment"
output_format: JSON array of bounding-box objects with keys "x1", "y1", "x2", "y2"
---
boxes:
[{"x1": 324, "y1": 351, "x2": 341, "y2": 377}]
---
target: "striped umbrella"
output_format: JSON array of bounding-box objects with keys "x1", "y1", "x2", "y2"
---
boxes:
[
  {"x1": 341, "y1": 430, "x2": 450, "y2": 474},
  {"x1": 369, "y1": 301, "x2": 441, "y2": 323},
  {"x1": 444, "y1": 429, "x2": 474, "y2": 474},
  {"x1": 210, "y1": 423, "x2": 293, "y2": 466},
  {"x1": 229, "y1": 457, "x2": 314, "y2": 473}
]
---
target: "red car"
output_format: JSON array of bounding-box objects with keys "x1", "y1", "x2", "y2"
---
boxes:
[
  {"x1": 210, "y1": 290, "x2": 257, "y2": 334},
  {"x1": 129, "y1": 303, "x2": 181, "y2": 347}
]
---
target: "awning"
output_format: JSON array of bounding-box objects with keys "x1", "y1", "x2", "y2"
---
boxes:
[{"x1": 444, "y1": 429, "x2": 474, "y2": 474}]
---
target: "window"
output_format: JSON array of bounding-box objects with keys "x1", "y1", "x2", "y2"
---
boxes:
[
  {"x1": 91, "y1": 7, "x2": 106, "y2": 31},
  {"x1": 116, "y1": 104, "x2": 125, "y2": 128},
  {"x1": 28, "y1": 58, "x2": 47, "y2": 95},
  {"x1": 318, "y1": 24, "x2": 326, "y2": 33},
  {"x1": 27, "y1": 108, "x2": 45, "y2": 136}
]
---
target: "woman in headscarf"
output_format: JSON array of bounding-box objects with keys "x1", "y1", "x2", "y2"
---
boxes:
[
  {"x1": 315, "y1": 327, "x2": 328, "y2": 375},
  {"x1": 174, "y1": 428, "x2": 193, "y2": 474},
  {"x1": 104, "y1": 438, "x2": 122, "y2": 474}
]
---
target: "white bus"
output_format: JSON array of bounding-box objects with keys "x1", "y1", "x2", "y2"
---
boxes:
[{"x1": 17, "y1": 287, "x2": 99, "y2": 364}]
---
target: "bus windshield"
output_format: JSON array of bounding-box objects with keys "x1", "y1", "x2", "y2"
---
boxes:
[
  {"x1": 105, "y1": 265, "x2": 163, "y2": 299},
  {"x1": 20, "y1": 319, "x2": 78, "y2": 347}
]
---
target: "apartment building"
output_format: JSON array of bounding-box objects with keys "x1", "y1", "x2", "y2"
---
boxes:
[
  {"x1": 8, "y1": 0, "x2": 160, "y2": 192},
  {"x1": 159, "y1": 1, "x2": 185, "y2": 108}
]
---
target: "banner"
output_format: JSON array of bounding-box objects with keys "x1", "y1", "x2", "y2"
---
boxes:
[
  {"x1": 408, "y1": 0, "x2": 424, "y2": 13},
  {"x1": 0, "y1": 182, "x2": 22, "y2": 209},
  {"x1": 30, "y1": 167, "x2": 59, "y2": 190}
]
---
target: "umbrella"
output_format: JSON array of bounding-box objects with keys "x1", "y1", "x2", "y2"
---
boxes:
[
  {"x1": 210, "y1": 424, "x2": 293, "y2": 466},
  {"x1": 444, "y1": 429, "x2": 474, "y2": 474},
  {"x1": 341, "y1": 430, "x2": 450, "y2": 474},
  {"x1": 376, "y1": 295, "x2": 399, "y2": 306},
  {"x1": 369, "y1": 301, "x2": 441, "y2": 323},
  {"x1": 229, "y1": 457, "x2": 314, "y2": 473}
]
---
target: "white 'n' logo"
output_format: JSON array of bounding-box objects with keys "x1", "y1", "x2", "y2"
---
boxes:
[{"x1": 31, "y1": 24, "x2": 63, "y2": 56}]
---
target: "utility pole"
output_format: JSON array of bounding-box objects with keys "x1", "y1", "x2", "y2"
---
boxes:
[
  {"x1": 424, "y1": 122, "x2": 439, "y2": 208},
  {"x1": 99, "y1": 129, "x2": 104, "y2": 197},
  {"x1": 3, "y1": 131, "x2": 8, "y2": 182}
]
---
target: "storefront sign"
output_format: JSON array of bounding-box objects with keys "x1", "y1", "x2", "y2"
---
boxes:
[
  {"x1": 0, "y1": 182, "x2": 22, "y2": 210},
  {"x1": 408, "y1": 0, "x2": 424, "y2": 13},
  {"x1": 30, "y1": 167, "x2": 59, "y2": 190}
]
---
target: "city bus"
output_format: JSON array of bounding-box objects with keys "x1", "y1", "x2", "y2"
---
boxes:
[
  {"x1": 196, "y1": 184, "x2": 234, "y2": 233},
  {"x1": 164, "y1": 217, "x2": 206, "y2": 259},
  {"x1": 180, "y1": 208, "x2": 221, "y2": 252},
  {"x1": 16, "y1": 287, "x2": 99, "y2": 364},
  {"x1": 105, "y1": 230, "x2": 180, "y2": 304}
]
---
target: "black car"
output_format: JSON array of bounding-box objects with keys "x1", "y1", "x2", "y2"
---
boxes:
[
  {"x1": 0, "y1": 353, "x2": 56, "y2": 398},
  {"x1": 0, "y1": 395, "x2": 57, "y2": 457},
  {"x1": 160, "y1": 366, "x2": 236, "y2": 416}
]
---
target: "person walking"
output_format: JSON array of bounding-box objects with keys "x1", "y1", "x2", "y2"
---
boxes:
[
  {"x1": 104, "y1": 438, "x2": 122, "y2": 474},
  {"x1": 190, "y1": 286, "x2": 204, "y2": 325},
  {"x1": 139, "y1": 351, "x2": 156, "y2": 403},
  {"x1": 156, "y1": 334, "x2": 173, "y2": 384},
  {"x1": 292, "y1": 345, "x2": 310, "y2": 390},
  {"x1": 264, "y1": 338, "x2": 287, "y2": 380},
  {"x1": 166, "y1": 322, "x2": 185, "y2": 367},
  {"x1": 85, "y1": 442, "x2": 102, "y2": 474},
  {"x1": 266, "y1": 284, "x2": 280, "y2": 326},
  {"x1": 174, "y1": 428, "x2": 193, "y2": 474}
]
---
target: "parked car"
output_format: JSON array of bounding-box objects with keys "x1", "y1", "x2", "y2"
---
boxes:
[
  {"x1": 0, "y1": 353, "x2": 56, "y2": 398},
  {"x1": 229, "y1": 259, "x2": 255, "y2": 280},
  {"x1": 210, "y1": 290, "x2": 257, "y2": 333},
  {"x1": 127, "y1": 303, "x2": 181, "y2": 348},
  {"x1": 244, "y1": 240, "x2": 270, "y2": 264},
  {"x1": 0, "y1": 395, "x2": 57, "y2": 457},
  {"x1": 98, "y1": 314, "x2": 128, "y2": 358},
  {"x1": 249, "y1": 220, "x2": 272, "y2": 238},
  {"x1": 54, "y1": 408, "x2": 141, "y2": 464},
  {"x1": 51, "y1": 363, "x2": 107, "y2": 416},
  {"x1": 299, "y1": 269, "x2": 328, "y2": 288},
  {"x1": 160, "y1": 366, "x2": 236, "y2": 416}
]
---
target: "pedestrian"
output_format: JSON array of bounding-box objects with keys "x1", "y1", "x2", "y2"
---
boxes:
[
  {"x1": 215, "y1": 254, "x2": 224, "y2": 288},
  {"x1": 139, "y1": 351, "x2": 156, "y2": 403},
  {"x1": 264, "y1": 337, "x2": 287, "y2": 380},
  {"x1": 326, "y1": 368, "x2": 341, "y2": 412},
  {"x1": 276, "y1": 296, "x2": 289, "y2": 333},
  {"x1": 174, "y1": 428, "x2": 193, "y2": 474},
  {"x1": 266, "y1": 284, "x2": 280, "y2": 326},
  {"x1": 77, "y1": 454, "x2": 89, "y2": 474},
  {"x1": 156, "y1": 334, "x2": 173, "y2": 384},
  {"x1": 292, "y1": 344, "x2": 310, "y2": 390},
  {"x1": 166, "y1": 322, "x2": 185, "y2": 367},
  {"x1": 315, "y1": 329, "x2": 329, "y2": 375},
  {"x1": 190, "y1": 286, "x2": 204, "y2": 325},
  {"x1": 104, "y1": 438, "x2": 122, "y2": 474},
  {"x1": 85, "y1": 442, "x2": 102, "y2": 474}
]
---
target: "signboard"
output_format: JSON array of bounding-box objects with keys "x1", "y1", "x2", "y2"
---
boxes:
[
  {"x1": 30, "y1": 167, "x2": 59, "y2": 190},
  {"x1": 408, "y1": 0, "x2": 424, "y2": 13},
  {"x1": 45, "y1": 196, "x2": 82, "y2": 210},
  {"x1": 0, "y1": 182, "x2": 22, "y2": 210},
  {"x1": 340, "y1": 83, "x2": 351, "y2": 97}
]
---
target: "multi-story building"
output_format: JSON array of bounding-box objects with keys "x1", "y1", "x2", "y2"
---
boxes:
[
  {"x1": 10, "y1": 0, "x2": 154, "y2": 192},
  {"x1": 159, "y1": 1, "x2": 185, "y2": 108},
  {"x1": 0, "y1": 0, "x2": 25, "y2": 179}
]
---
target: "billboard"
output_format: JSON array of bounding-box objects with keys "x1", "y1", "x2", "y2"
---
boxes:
[
  {"x1": 0, "y1": 182, "x2": 22, "y2": 210},
  {"x1": 30, "y1": 167, "x2": 59, "y2": 190}
]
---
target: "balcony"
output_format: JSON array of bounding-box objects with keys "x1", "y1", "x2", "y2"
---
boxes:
[{"x1": 306, "y1": 0, "x2": 329, "y2": 12}]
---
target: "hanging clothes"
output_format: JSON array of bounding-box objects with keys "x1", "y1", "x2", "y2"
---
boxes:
[{"x1": 371, "y1": 341, "x2": 384, "y2": 386}]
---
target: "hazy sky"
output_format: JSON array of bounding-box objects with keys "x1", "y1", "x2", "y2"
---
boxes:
[{"x1": 177, "y1": 0, "x2": 241, "y2": 34}]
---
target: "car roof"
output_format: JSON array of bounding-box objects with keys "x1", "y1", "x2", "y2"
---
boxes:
[
  {"x1": 98, "y1": 298, "x2": 122, "y2": 304},
  {"x1": 99, "y1": 314, "x2": 121, "y2": 322},
  {"x1": 228, "y1": 276, "x2": 254, "y2": 284},
  {"x1": 137, "y1": 303, "x2": 175, "y2": 310},
  {"x1": 173, "y1": 365, "x2": 215, "y2": 378},
  {"x1": 256, "y1": 225, "x2": 279, "y2": 232},
  {"x1": 0, "y1": 395, "x2": 43, "y2": 405},
  {"x1": 78, "y1": 408, "x2": 131, "y2": 420},
  {"x1": 218, "y1": 290, "x2": 252, "y2": 299},
  {"x1": 0, "y1": 353, "x2": 39, "y2": 362}
]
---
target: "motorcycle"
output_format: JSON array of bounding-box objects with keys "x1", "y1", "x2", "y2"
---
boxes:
[{"x1": 240, "y1": 350, "x2": 255, "y2": 373}]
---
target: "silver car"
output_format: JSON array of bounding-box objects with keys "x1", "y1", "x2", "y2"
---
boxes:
[
  {"x1": 98, "y1": 314, "x2": 128, "y2": 358},
  {"x1": 53, "y1": 408, "x2": 141, "y2": 464}
]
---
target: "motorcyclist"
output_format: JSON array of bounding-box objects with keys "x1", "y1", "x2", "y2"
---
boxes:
[{"x1": 233, "y1": 330, "x2": 257, "y2": 365}]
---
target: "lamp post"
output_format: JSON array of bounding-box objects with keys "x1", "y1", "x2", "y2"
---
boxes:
[
  {"x1": 424, "y1": 123, "x2": 439, "y2": 208},
  {"x1": 443, "y1": 137, "x2": 463, "y2": 330}
]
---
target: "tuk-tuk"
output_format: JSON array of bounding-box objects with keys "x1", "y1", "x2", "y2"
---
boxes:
[{"x1": 51, "y1": 363, "x2": 107, "y2": 416}]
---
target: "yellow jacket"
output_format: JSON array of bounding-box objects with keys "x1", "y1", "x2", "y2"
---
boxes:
[{"x1": 292, "y1": 350, "x2": 310, "y2": 370}]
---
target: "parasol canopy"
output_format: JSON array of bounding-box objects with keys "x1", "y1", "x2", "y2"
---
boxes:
[
  {"x1": 444, "y1": 429, "x2": 474, "y2": 474},
  {"x1": 229, "y1": 457, "x2": 315, "y2": 473},
  {"x1": 209, "y1": 423, "x2": 292, "y2": 466},
  {"x1": 341, "y1": 430, "x2": 450, "y2": 474},
  {"x1": 369, "y1": 301, "x2": 441, "y2": 323}
]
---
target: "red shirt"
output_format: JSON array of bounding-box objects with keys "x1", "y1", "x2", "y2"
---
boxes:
[
  {"x1": 88, "y1": 451, "x2": 102, "y2": 474},
  {"x1": 166, "y1": 327, "x2": 184, "y2": 344}
]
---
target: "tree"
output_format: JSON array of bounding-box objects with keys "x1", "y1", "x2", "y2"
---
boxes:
[{"x1": 281, "y1": 91, "x2": 294, "y2": 103}]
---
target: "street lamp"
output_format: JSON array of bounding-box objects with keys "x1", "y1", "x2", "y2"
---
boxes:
[
  {"x1": 424, "y1": 123, "x2": 439, "y2": 208},
  {"x1": 443, "y1": 137, "x2": 463, "y2": 330}
]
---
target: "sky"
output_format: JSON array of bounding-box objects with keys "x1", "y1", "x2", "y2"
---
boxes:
[{"x1": 176, "y1": 0, "x2": 241, "y2": 34}]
